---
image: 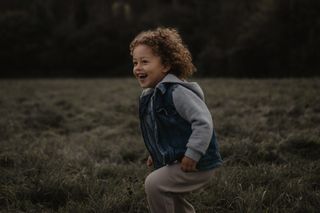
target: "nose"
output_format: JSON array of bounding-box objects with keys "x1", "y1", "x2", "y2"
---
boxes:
[{"x1": 133, "y1": 62, "x2": 142, "y2": 73}]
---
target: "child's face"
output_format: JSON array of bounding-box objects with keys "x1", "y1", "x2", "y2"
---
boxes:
[{"x1": 132, "y1": 44, "x2": 170, "y2": 88}]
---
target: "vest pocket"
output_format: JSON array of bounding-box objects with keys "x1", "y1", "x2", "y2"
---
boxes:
[
  {"x1": 156, "y1": 106, "x2": 178, "y2": 122},
  {"x1": 157, "y1": 106, "x2": 177, "y2": 115}
]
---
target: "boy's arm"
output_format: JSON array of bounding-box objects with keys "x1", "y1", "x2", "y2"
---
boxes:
[{"x1": 172, "y1": 85, "x2": 213, "y2": 162}]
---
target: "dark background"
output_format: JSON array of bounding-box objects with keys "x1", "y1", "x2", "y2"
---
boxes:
[{"x1": 1, "y1": 0, "x2": 319, "y2": 78}]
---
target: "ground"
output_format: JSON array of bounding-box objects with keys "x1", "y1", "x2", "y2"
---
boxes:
[{"x1": 0, "y1": 78, "x2": 319, "y2": 212}]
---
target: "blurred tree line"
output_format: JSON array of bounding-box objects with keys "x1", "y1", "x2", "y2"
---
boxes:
[{"x1": 0, "y1": 0, "x2": 319, "y2": 78}]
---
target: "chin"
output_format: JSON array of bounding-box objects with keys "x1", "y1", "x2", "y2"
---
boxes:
[
  {"x1": 139, "y1": 83, "x2": 149, "y2": 88},
  {"x1": 139, "y1": 81, "x2": 151, "y2": 88}
]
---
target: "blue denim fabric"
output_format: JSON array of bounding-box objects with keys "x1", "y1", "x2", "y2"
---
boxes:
[{"x1": 139, "y1": 83, "x2": 223, "y2": 171}]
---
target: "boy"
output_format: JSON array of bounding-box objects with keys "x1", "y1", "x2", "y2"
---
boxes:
[{"x1": 130, "y1": 27, "x2": 222, "y2": 213}]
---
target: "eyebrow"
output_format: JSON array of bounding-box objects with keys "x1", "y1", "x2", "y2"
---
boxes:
[{"x1": 133, "y1": 56, "x2": 151, "y2": 60}]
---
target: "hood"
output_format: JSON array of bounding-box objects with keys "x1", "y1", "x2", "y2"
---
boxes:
[
  {"x1": 157, "y1": 74, "x2": 205, "y2": 100},
  {"x1": 140, "y1": 74, "x2": 205, "y2": 100}
]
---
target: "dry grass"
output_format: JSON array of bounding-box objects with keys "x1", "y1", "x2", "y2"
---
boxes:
[{"x1": 0, "y1": 78, "x2": 319, "y2": 212}]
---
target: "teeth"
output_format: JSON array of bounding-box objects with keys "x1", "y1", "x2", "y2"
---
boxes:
[{"x1": 138, "y1": 74, "x2": 147, "y2": 79}]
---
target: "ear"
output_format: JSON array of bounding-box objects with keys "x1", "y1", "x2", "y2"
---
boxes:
[{"x1": 162, "y1": 64, "x2": 171, "y2": 74}]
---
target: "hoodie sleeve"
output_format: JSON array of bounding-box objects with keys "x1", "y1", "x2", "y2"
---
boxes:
[{"x1": 172, "y1": 85, "x2": 213, "y2": 162}]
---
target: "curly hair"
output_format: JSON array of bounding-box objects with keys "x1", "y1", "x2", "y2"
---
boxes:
[{"x1": 130, "y1": 27, "x2": 196, "y2": 79}]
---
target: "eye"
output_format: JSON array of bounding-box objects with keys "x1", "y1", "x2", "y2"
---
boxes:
[
  {"x1": 133, "y1": 61, "x2": 137, "y2": 66},
  {"x1": 142, "y1": 60, "x2": 149, "y2": 64}
]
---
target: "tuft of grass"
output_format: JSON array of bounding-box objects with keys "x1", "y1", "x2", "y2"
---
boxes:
[{"x1": 279, "y1": 134, "x2": 320, "y2": 160}]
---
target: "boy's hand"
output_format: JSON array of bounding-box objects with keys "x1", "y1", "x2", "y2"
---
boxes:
[
  {"x1": 181, "y1": 156, "x2": 198, "y2": 172},
  {"x1": 147, "y1": 155, "x2": 153, "y2": 167}
]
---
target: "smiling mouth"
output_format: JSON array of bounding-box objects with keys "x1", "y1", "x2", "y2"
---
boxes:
[{"x1": 138, "y1": 73, "x2": 148, "y2": 80}]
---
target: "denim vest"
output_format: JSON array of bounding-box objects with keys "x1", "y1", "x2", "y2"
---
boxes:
[{"x1": 139, "y1": 83, "x2": 223, "y2": 171}]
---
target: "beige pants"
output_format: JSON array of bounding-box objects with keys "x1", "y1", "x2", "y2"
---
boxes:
[{"x1": 144, "y1": 163, "x2": 215, "y2": 213}]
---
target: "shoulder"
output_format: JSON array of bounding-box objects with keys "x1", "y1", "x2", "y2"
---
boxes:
[
  {"x1": 172, "y1": 84, "x2": 203, "y2": 101},
  {"x1": 172, "y1": 84, "x2": 205, "y2": 110}
]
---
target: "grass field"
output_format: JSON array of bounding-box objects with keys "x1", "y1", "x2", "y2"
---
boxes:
[{"x1": 0, "y1": 78, "x2": 319, "y2": 212}]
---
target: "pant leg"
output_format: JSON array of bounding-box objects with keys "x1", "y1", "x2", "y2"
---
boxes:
[
  {"x1": 172, "y1": 195, "x2": 195, "y2": 213},
  {"x1": 144, "y1": 163, "x2": 215, "y2": 213}
]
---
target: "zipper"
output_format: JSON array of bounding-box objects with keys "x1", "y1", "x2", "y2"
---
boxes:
[
  {"x1": 139, "y1": 97, "x2": 156, "y2": 166},
  {"x1": 140, "y1": 93, "x2": 165, "y2": 167},
  {"x1": 151, "y1": 92, "x2": 166, "y2": 166}
]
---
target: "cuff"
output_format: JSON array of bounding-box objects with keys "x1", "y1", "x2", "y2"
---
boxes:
[{"x1": 185, "y1": 148, "x2": 202, "y2": 162}]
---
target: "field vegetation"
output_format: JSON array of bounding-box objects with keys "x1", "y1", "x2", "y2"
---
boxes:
[{"x1": 0, "y1": 78, "x2": 319, "y2": 212}]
